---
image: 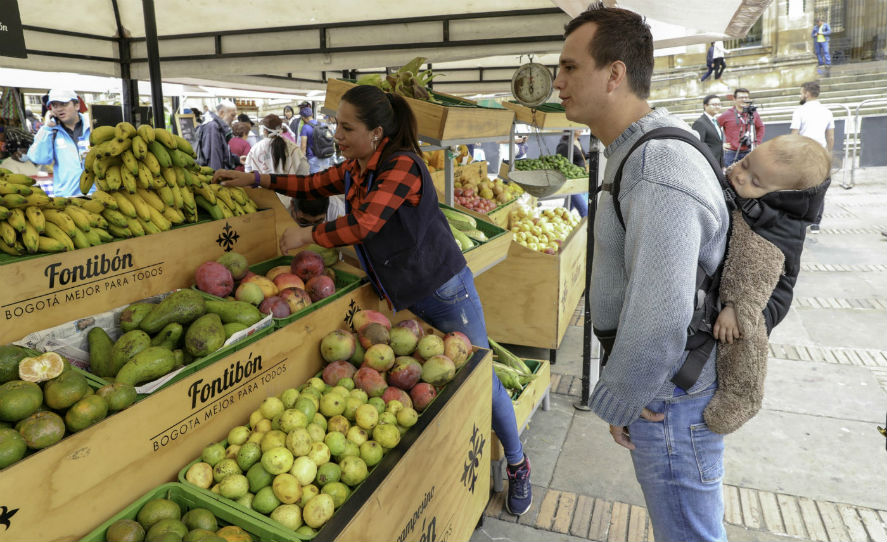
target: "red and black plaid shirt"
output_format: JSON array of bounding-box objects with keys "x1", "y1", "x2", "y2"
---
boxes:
[{"x1": 268, "y1": 138, "x2": 422, "y2": 247}]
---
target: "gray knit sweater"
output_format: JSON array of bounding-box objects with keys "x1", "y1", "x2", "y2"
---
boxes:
[{"x1": 590, "y1": 108, "x2": 730, "y2": 427}]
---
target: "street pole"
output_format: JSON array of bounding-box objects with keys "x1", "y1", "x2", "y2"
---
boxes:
[
  {"x1": 142, "y1": 0, "x2": 165, "y2": 129},
  {"x1": 574, "y1": 136, "x2": 600, "y2": 411}
]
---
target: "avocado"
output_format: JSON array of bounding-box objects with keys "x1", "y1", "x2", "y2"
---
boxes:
[
  {"x1": 139, "y1": 289, "x2": 206, "y2": 334},
  {"x1": 115, "y1": 347, "x2": 176, "y2": 386},
  {"x1": 87, "y1": 327, "x2": 115, "y2": 377},
  {"x1": 110, "y1": 330, "x2": 152, "y2": 376},
  {"x1": 119, "y1": 302, "x2": 157, "y2": 332},
  {"x1": 151, "y1": 323, "x2": 184, "y2": 350},
  {"x1": 223, "y1": 322, "x2": 249, "y2": 339},
  {"x1": 184, "y1": 313, "x2": 226, "y2": 358},
  {"x1": 204, "y1": 299, "x2": 263, "y2": 327}
]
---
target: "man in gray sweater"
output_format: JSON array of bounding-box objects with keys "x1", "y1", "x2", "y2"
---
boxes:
[{"x1": 554, "y1": 5, "x2": 730, "y2": 541}]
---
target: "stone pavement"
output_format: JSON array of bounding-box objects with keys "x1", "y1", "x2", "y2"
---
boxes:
[{"x1": 472, "y1": 166, "x2": 887, "y2": 542}]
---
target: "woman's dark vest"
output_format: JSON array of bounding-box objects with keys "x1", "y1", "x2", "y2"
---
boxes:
[{"x1": 345, "y1": 151, "x2": 466, "y2": 310}]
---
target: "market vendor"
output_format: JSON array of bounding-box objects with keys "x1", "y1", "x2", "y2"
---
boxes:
[{"x1": 212, "y1": 85, "x2": 533, "y2": 516}]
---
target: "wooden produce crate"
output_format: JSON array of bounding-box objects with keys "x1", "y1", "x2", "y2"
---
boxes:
[
  {"x1": 440, "y1": 203, "x2": 512, "y2": 278},
  {"x1": 0, "y1": 283, "x2": 386, "y2": 542},
  {"x1": 490, "y1": 359, "x2": 551, "y2": 462},
  {"x1": 430, "y1": 161, "x2": 489, "y2": 198},
  {"x1": 324, "y1": 79, "x2": 514, "y2": 141},
  {"x1": 502, "y1": 101, "x2": 585, "y2": 129},
  {"x1": 0, "y1": 210, "x2": 279, "y2": 344},
  {"x1": 458, "y1": 198, "x2": 519, "y2": 229},
  {"x1": 475, "y1": 218, "x2": 587, "y2": 349}
]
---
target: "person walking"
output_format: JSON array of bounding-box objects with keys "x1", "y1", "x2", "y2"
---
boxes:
[
  {"x1": 26, "y1": 88, "x2": 91, "y2": 197},
  {"x1": 692, "y1": 94, "x2": 725, "y2": 167},
  {"x1": 212, "y1": 85, "x2": 533, "y2": 517},
  {"x1": 197, "y1": 100, "x2": 240, "y2": 171},
  {"x1": 812, "y1": 18, "x2": 832, "y2": 68},
  {"x1": 718, "y1": 88, "x2": 765, "y2": 166},
  {"x1": 299, "y1": 105, "x2": 334, "y2": 173},
  {"x1": 244, "y1": 114, "x2": 309, "y2": 177},
  {"x1": 700, "y1": 41, "x2": 726, "y2": 82},
  {"x1": 554, "y1": 4, "x2": 730, "y2": 541},
  {"x1": 791, "y1": 80, "x2": 834, "y2": 233}
]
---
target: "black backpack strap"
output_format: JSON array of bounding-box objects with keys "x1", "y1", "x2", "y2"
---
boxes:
[{"x1": 607, "y1": 127, "x2": 725, "y2": 229}]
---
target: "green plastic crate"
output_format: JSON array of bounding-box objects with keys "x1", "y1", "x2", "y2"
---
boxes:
[
  {"x1": 438, "y1": 203, "x2": 508, "y2": 254},
  {"x1": 79, "y1": 482, "x2": 291, "y2": 542},
  {"x1": 197, "y1": 256, "x2": 364, "y2": 330}
]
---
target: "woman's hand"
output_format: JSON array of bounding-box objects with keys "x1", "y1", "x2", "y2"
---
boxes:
[
  {"x1": 213, "y1": 169, "x2": 252, "y2": 186},
  {"x1": 279, "y1": 225, "x2": 316, "y2": 255}
]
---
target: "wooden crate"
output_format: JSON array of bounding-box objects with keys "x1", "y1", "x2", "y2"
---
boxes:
[
  {"x1": 1, "y1": 284, "x2": 386, "y2": 541},
  {"x1": 502, "y1": 101, "x2": 586, "y2": 129},
  {"x1": 0, "y1": 210, "x2": 279, "y2": 344},
  {"x1": 475, "y1": 218, "x2": 588, "y2": 349},
  {"x1": 324, "y1": 79, "x2": 514, "y2": 141},
  {"x1": 329, "y1": 351, "x2": 491, "y2": 542},
  {"x1": 459, "y1": 198, "x2": 519, "y2": 229},
  {"x1": 490, "y1": 359, "x2": 551, "y2": 461}
]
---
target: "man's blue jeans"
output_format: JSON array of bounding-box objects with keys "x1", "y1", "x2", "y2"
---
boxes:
[
  {"x1": 409, "y1": 265, "x2": 525, "y2": 465},
  {"x1": 628, "y1": 385, "x2": 727, "y2": 542},
  {"x1": 815, "y1": 41, "x2": 831, "y2": 66},
  {"x1": 724, "y1": 148, "x2": 749, "y2": 167},
  {"x1": 308, "y1": 155, "x2": 332, "y2": 174}
]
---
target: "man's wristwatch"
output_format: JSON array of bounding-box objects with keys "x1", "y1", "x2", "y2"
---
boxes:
[{"x1": 253, "y1": 171, "x2": 261, "y2": 188}]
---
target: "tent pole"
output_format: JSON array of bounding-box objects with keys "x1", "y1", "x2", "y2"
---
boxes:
[
  {"x1": 574, "y1": 136, "x2": 600, "y2": 411},
  {"x1": 142, "y1": 0, "x2": 165, "y2": 129}
]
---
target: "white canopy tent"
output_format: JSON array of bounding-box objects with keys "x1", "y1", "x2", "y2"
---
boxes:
[{"x1": 3, "y1": 0, "x2": 771, "y2": 117}]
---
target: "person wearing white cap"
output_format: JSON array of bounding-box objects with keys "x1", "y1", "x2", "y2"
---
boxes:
[{"x1": 26, "y1": 89, "x2": 91, "y2": 197}]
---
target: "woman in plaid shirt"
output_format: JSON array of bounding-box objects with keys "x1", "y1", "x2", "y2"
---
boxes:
[{"x1": 213, "y1": 85, "x2": 533, "y2": 516}]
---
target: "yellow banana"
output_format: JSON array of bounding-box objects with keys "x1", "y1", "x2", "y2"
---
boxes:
[
  {"x1": 48, "y1": 197, "x2": 69, "y2": 210},
  {"x1": 4, "y1": 173, "x2": 35, "y2": 186},
  {"x1": 84, "y1": 147, "x2": 99, "y2": 171},
  {"x1": 174, "y1": 166, "x2": 186, "y2": 187},
  {"x1": 148, "y1": 205, "x2": 171, "y2": 231},
  {"x1": 138, "y1": 217, "x2": 161, "y2": 235},
  {"x1": 180, "y1": 185, "x2": 196, "y2": 211},
  {"x1": 25, "y1": 206, "x2": 45, "y2": 233},
  {"x1": 23, "y1": 192, "x2": 51, "y2": 207},
  {"x1": 175, "y1": 134, "x2": 195, "y2": 157},
  {"x1": 161, "y1": 167, "x2": 176, "y2": 188},
  {"x1": 102, "y1": 208, "x2": 129, "y2": 228},
  {"x1": 115, "y1": 121, "x2": 136, "y2": 140},
  {"x1": 131, "y1": 135, "x2": 148, "y2": 160},
  {"x1": 0, "y1": 238, "x2": 21, "y2": 256},
  {"x1": 107, "y1": 224, "x2": 132, "y2": 238},
  {"x1": 151, "y1": 175, "x2": 166, "y2": 190},
  {"x1": 43, "y1": 222, "x2": 74, "y2": 251},
  {"x1": 110, "y1": 191, "x2": 137, "y2": 218},
  {"x1": 64, "y1": 206, "x2": 91, "y2": 232},
  {"x1": 194, "y1": 195, "x2": 223, "y2": 220},
  {"x1": 69, "y1": 226, "x2": 90, "y2": 249},
  {"x1": 73, "y1": 197, "x2": 104, "y2": 214},
  {"x1": 123, "y1": 191, "x2": 151, "y2": 221},
  {"x1": 137, "y1": 188, "x2": 165, "y2": 212},
  {"x1": 243, "y1": 199, "x2": 258, "y2": 213},
  {"x1": 93, "y1": 228, "x2": 113, "y2": 242},
  {"x1": 91, "y1": 190, "x2": 118, "y2": 210},
  {"x1": 7, "y1": 208, "x2": 26, "y2": 231},
  {"x1": 171, "y1": 185, "x2": 183, "y2": 209},
  {"x1": 126, "y1": 216, "x2": 145, "y2": 236},
  {"x1": 148, "y1": 141, "x2": 172, "y2": 168},
  {"x1": 88, "y1": 211, "x2": 108, "y2": 229},
  {"x1": 37, "y1": 236, "x2": 67, "y2": 253},
  {"x1": 182, "y1": 169, "x2": 198, "y2": 186},
  {"x1": 138, "y1": 124, "x2": 155, "y2": 143},
  {"x1": 199, "y1": 166, "x2": 214, "y2": 176},
  {"x1": 193, "y1": 184, "x2": 216, "y2": 205},
  {"x1": 2, "y1": 194, "x2": 28, "y2": 208},
  {"x1": 105, "y1": 165, "x2": 123, "y2": 191},
  {"x1": 80, "y1": 171, "x2": 95, "y2": 195},
  {"x1": 106, "y1": 137, "x2": 132, "y2": 157},
  {"x1": 43, "y1": 209, "x2": 78, "y2": 236},
  {"x1": 214, "y1": 186, "x2": 236, "y2": 210},
  {"x1": 216, "y1": 199, "x2": 233, "y2": 219},
  {"x1": 121, "y1": 167, "x2": 138, "y2": 193},
  {"x1": 90, "y1": 125, "x2": 117, "y2": 146},
  {"x1": 121, "y1": 150, "x2": 139, "y2": 176},
  {"x1": 0, "y1": 221, "x2": 15, "y2": 245},
  {"x1": 157, "y1": 186, "x2": 175, "y2": 207},
  {"x1": 94, "y1": 156, "x2": 120, "y2": 180},
  {"x1": 0, "y1": 180, "x2": 31, "y2": 196},
  {"x1": 229, "y1": 187, "x2": 247, "y2": 205},
  {"x1": 154, "y1": 128, "x2": 176, "y2": 149},
  {"x1": 0, "y1": 206, "x2": 8, "y2": 221},
  {"x1": 137, "y1": 162, "x2": 153, "y2": 189},
  {"x1": 21, "y1": 222, "x2": 38, "y2": 253},
  {"x1": 163, "y1": 206, "x2": 184, "y2": 225},
  {"x1": 83, "y1": 228, "x2": 102, "y2": 246},
  {"x1": 142, "y1": 153, "x2": 161, "y2": 176}
]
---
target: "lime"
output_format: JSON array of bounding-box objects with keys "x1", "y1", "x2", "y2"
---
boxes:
[
  {"x1": 252, "y1": 485, "x2": 280, "y2": 515},
  {"x1": 181, "y1": 508, "x2": 217, "y2": 531}
]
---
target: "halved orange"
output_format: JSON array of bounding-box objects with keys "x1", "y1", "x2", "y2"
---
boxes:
[{"x1": 18, "y1": 352, "x2": 65, "y2": 383}]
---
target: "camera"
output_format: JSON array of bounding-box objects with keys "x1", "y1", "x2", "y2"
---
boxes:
[{"x1": 742, "y1": 102, "x2": 757, "y2": 115}]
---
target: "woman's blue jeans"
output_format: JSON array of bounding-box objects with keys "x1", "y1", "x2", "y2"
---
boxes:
[
  {"x1": 570, "y1": 193, "x2": 588, "y2": 218},
  {"x1": 628, "y1": 385, "x2": 727, "y2": 542},
  {"x1": 409, "y1": 265, "x2": 525, "y2": 464}
]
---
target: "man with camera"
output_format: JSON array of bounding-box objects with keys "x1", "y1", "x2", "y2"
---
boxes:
[{"x1": 717, "y1": 88, "x2": 765, "y2": 166}]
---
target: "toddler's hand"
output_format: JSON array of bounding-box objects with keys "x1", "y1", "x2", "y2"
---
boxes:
[{"x1": 714, "y1": 304, "x2": 742, "y2": 344}]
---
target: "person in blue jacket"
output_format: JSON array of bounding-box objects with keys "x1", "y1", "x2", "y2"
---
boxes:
[
  {"x1": 812, "y1": 18, "x2": 831, "y2": 67},
  {"x1": 27, "y1": 89, "x2": 91, "y2": 197}
]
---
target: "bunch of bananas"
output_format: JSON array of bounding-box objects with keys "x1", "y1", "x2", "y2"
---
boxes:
[
  {"x1": 80, "y1": 122, "x2": 259, "y2": 238},
  {"x1": 0, "y1": 171, "x2": 83, "y2": 255}
]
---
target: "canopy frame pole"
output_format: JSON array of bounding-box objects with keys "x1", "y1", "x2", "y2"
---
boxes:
[
  {"x1": 111, "y1": 0, "x2": 138, "y2": 124},
  {"x1": 142, "y1": 0, "x2": 165, "y2": 128},
  {"x1": 575, "y1": 136, "x2": 600, "y2": 412}
]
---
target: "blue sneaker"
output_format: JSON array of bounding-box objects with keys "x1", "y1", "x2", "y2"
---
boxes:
[{"x1": 505, "y1": 456, "x2": 532, "y2": 516}]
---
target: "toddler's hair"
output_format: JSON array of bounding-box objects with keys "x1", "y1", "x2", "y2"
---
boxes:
[{"x1": 767, "y1": 134, "x2": 831, "y2": 190}]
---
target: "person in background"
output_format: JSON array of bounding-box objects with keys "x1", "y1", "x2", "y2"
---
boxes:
[
  {"x1": 26, "y1": 88, "x2": 91, "y2": 197},
  {"x1": 554, "y1": 4, "x2": 729, "y2": 540},
  {"x1": 212, "y1": 84, "x2": 533, "y2": 517},
  {"x1": 24, "y1": 110, "x2": 41, "y2": 134},
  {"x1": 237, "y1": 113, "x2": 260, "y2": 146},
  {"x1": 700, "y1": 41, "x2": 726, "y2": 82},
  {"x1": 283, "y1": 105, "x2": 300, "y2": 137},
  {"x1": 515, "y1": 136, "x2": 529, "y2": 160},
  {"x1": 228, "y1": 122, "x2": 252, "y2": 172},
  {"x1": 0, "y1": 128, "x2": 38, "y2": 176},
  {"x1": 718, "y1": 88, "x2": 765, "y2": 166},
  {"x1": 791, "y1": 80, "x2": 834, "y2": 233},
  {"x1": 556, "y1": 131, "x2": 589, "y2": 217},
  {"x1": 812, "y1": 18, "x2": 831, "y2": 69},
  {"x1": 197, "y1": 100, "x2": 241, "y2": 170},
  {"x1": 245, "y1": 114, "x2": 308, "y2": 177},
  {"x1": 299, "y1": 105, "x2": 333, "y2": 173},
  {"x1": 692, "y1": 94, "x2": 724, "y2": 167}
]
